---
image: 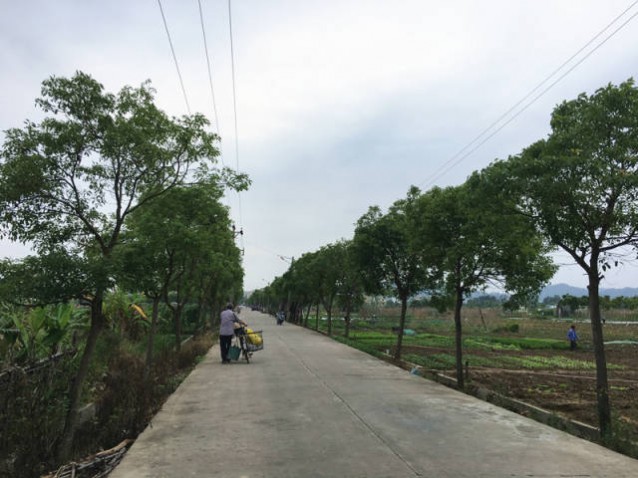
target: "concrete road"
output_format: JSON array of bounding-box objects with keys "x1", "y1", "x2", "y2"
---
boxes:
[{"x1": 111, "y1": 310, "x2": 638, "y2": 477}]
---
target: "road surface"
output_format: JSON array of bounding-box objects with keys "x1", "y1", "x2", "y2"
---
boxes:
[{"x1": 111, "y1": 309, "x2": 638, "y2": 477}]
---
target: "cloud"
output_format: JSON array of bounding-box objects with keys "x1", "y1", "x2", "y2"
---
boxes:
[{"x1": 2, "y1": 0, "x2": 638, "y2": 291}]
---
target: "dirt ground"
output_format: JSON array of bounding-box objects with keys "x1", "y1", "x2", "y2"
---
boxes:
[{"x1": 402, "y1": 344, "x2": 638, "y2": 441}]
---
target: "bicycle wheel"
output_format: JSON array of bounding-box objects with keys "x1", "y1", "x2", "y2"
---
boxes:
[{"x1": 241, "y1": 337, "x2": 250, "y2": 363}]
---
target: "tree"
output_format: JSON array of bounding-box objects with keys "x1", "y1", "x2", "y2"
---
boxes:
[
  {"x1": 115, "y1": 183, "x2": 242, "y2": 372},
  {"x1": 498, "y1": 79, "x2": 638, "y2": 437},
  {"x1": 353, "y1": 189, "x2": 434, "y2": 360},
  {"x1": 113, "y1": 223, "x2": 172, "y2": 376},
  {"x1": 283, "y1": 250, "x2": 321, "y2": 328},
  {"x1": 410, "y1": 180, "x2": 555, "y2": 389},
  {"x1": 313, "y1": 244, "x2": 346, "y2": 336},
  {"x1": 0, "y1": 251, "x2": 92, "y2": 307},
  {"x1": 333, "y1": 240, "x2": 364, "y2": 338},
  {"x1": 0, "y1": 72, "x2": 241, "y2": 461}
]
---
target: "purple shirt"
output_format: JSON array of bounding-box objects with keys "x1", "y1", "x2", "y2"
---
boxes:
[{"x1": 220, "y1": 309, "x2": 240, "y2": 336}]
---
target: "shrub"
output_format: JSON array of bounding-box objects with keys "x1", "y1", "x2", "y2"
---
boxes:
[{"x1": 0, "y1": 352, "x2": 78, "y2": 477}]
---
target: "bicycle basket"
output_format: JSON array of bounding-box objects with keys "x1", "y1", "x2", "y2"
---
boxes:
[{"x1": 246, "y1": 330, "x2": 264, "y2": 351}]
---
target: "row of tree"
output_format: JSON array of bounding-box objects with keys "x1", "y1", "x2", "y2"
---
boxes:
[
  {"x1": 254, "y1": 79, "x2": 638, "y2": 439},
  {"x1": 0, "y1": 72, "x2": 248, "y2": 462},
  {"x1": 543, "y1": 293, "x2": 638, "y2": 312}
]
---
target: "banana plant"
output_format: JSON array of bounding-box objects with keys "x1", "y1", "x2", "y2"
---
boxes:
[
  {"x1": 0, "y1": 304, "x2": 85, "y2": 366},
  {"x1": 9, "y1": 308, "x2": 47, "y2": 363}
]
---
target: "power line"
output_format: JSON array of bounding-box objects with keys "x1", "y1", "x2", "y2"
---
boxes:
[
  {"x1": 157, "y1": 0, "x2": 243, "y2": 254},
  {"x1": 156, "y1": 0, "x2": 191, "y2": 115},
  {"x1": 424, "y1": 8, "x2": 638, "y2": 188},
  {"x1": 197, "y1": 0, "x2": 221, "y2": 137},
  {"x1": 198, "y1": 0, "x2": 225, "y2": 169},
  {"x1": 242, "y1": 239, "x2": 294, "y2": 262},
  {"x1": 419, "y1": 0, "x2": 638, "y2": 189},
  {"x1": 228, "y1": 0, "x2": 240, "y2": 174},
  {"x1": 228, "y1": 0, "x2": 245, "y2": 253}
]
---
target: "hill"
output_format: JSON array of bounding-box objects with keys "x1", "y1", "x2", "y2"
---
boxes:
[{"x1": 540, "y1": 283, "x2": 638, "y2": 299}]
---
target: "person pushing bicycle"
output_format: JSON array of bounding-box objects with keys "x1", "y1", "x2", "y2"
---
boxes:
[{"x1": 219, "y1": 303, "x2": 246, "y2": 363}]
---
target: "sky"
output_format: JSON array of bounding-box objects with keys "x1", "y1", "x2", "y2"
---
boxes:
[{"x1": 2, "y1": 1, "x2": 638, "y2": 292}]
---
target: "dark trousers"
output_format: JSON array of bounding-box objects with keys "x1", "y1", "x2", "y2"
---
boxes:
[
  {"x1": 220, "y1": 334, "x2": 233, "y2": 361},
  {"x1": 570, "y1": 340, "x2": 577, "y2": 350}
]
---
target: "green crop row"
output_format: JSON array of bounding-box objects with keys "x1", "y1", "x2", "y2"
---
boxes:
[
  {"x1": 414, "y1": 353, "x2": 624, "y2": 371},
  {"x1": 349, "y1": 332, "x2": 567, "y2": 352}
]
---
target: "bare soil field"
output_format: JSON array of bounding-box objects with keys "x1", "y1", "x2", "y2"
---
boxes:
[{"x1": 402, "y1": 343, "x2": 638, "y2": 442}]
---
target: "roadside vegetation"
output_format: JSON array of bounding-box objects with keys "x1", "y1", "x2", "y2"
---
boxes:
[{"x1": 0, "y1": 72, "x2": 248, "y2": 477}]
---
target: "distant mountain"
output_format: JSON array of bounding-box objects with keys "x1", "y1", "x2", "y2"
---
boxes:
[
  {"x1": 540, "y1": 283, "x2": 638, "y2": 299},
  {"x1": 540, "y1": 284, "x2": 587, "y2": 299}
]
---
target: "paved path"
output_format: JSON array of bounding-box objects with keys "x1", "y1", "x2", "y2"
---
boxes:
[{"x1": 111, "y1": 310, "x2": 638, "y2": 477}]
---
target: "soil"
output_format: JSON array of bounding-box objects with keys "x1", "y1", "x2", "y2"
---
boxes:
[{"x1": 399, "y1": 343, "x2": 638, "y2": 442}]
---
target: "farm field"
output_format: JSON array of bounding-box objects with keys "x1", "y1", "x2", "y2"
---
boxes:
[
  {"x1": 313, "y1": 307, "x2": 638, "y2": 446},
  {"x1": 463, "y1": 344, "x2": 638, "y2": 437}
]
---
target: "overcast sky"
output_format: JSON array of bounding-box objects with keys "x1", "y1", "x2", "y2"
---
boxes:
[{"x1": 2, "y1": 1, "x2": 638, "y2": 291}]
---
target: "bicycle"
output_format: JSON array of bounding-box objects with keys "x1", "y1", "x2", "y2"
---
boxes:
[{"x1": 232, "y1": 325, "x2": 264, "y2": 363}]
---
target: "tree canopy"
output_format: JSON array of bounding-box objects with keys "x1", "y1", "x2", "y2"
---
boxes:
[
  {"x1": 353, "y1": 188, "x2": 435, "y2": 360},
  {"x1": 497, "y1": 78, "x2": 638, "y2": 437},
  {"x1": 410, "y1": 176, "x2": 555, "y2": 388}
]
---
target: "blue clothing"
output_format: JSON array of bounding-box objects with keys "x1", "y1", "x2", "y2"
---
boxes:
[{"x1": 568, "y1": 327, "x2": 578, "y2": 350}]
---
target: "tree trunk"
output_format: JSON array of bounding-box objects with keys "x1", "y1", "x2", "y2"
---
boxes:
[
  {"x1": 344, "y1": 293, "x2": 353, "y2": 339},
  {"x1": 57, "y1": 291, "x2": 105, "y2": 463},
  {"x1": 478, "y1": 307, "x2": 487, "y2": 331},
  {"x1": 304, "y1": 303, "x2": 311, "y2": 328},
  {"x1": 144, "y1": 295, "x2": 161, "y2": 380},
  {"x1": 327, "y1": 305, "x2": 333, "y2": 336},
  {"x1": 173, "y1": 305, "x2": 183, "y2": 352},
  {"x1": 454, "y1": 286, "x2": 464, "y2": 390},
  {"x1": 290, "y1": 301, "x2": 299, "y2": 324},
  {"x1": 195, "y1": 299, "x2": 205, "y2": 332},
  {"x1": 211, "y1": 303, "x2": 220, "y2": 332},
  {"x1": 286, "y1": 290, "x2": 292, "y2": 325},
  {"x1": 588, "y1": 272, "x2": 612, "y2": 438},
  {"x1": 315, "y1": 303, "x2": 319, "y2": 331},
  {"x1": 394, "y1": 296, "x2": 407, "y2": 360}
]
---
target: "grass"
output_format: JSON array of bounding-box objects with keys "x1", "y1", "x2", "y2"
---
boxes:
[
  {"x1": 343, "y1": 330, "x2": 568, "y2": 352},
  {"x1": 474, "y1": 336, "x2": 567, "y2": 350},
  {"x1": 400, "y1": 351, "x2": 620, "y2": 371}
]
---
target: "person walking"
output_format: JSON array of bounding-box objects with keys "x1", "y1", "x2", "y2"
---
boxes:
[
  {"x1": 220, "y1": 303, "x2": 246, "y2": 363},
  {"x1": 567, "y1": 324, "x2": 579, "y2": 350}
]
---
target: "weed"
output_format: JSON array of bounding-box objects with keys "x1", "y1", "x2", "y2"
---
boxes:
[
  {"x1": 492, "y1": 323, "x2": 520, "y2": 333},
  {"x1": 611, "y1": 385, "x2": 629, "y2": 392}
]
